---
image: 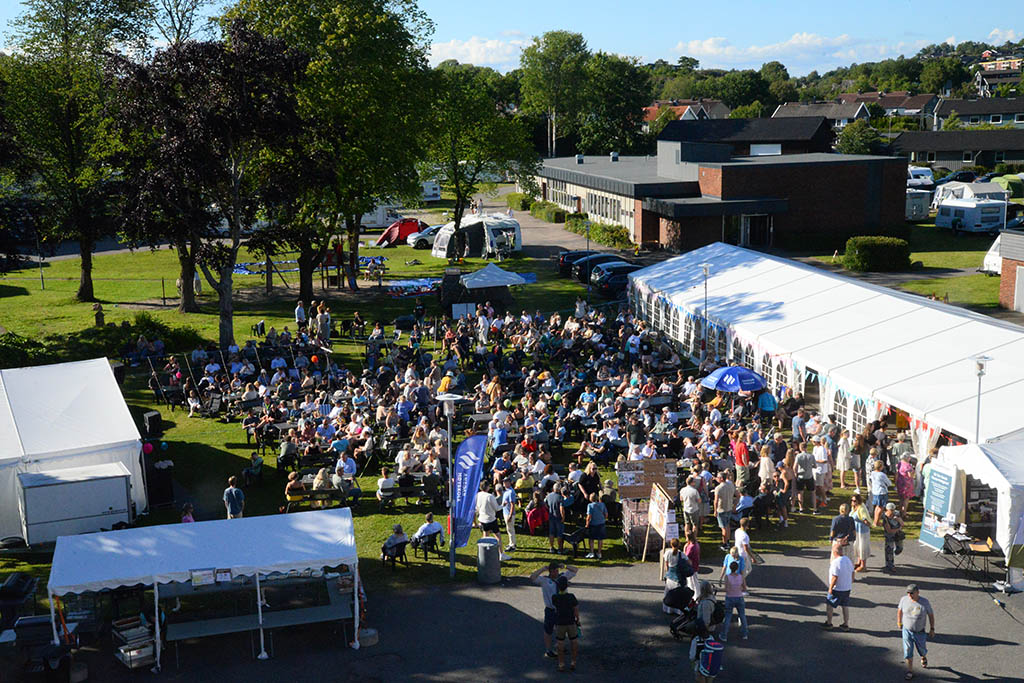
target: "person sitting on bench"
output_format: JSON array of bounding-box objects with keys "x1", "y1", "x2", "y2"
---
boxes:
[
  {"x1": 411, "y1": 512, "x2": 445, "y2": 549},
  {"x1": 381, "y1": 524, "x2": 409, "y2": 561}
]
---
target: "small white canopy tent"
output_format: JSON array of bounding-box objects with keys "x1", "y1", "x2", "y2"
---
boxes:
[
  {"x1": 460, "y1": 263, "x2": 527, "y2": 289},
  {"x1": 628, "y1": 243, "x2": 1024, "y2": 452},
  {"x1": 938, "y1": 441, "x2": 1024, "y2": 588},
  {"x1": 0, "y1": 358, "x2": 145, "y2": 540},
  {"x1": 47, "y1": 508, "x2": 361, "y2": 667}
]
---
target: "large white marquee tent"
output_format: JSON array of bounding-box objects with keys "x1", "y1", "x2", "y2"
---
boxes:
[
  {"x1": 0, "y1": 358, "x2": 146, "y2": 540},
  {"x1": 628, "y1": 242, "x2": 1024, "y2": 452}
]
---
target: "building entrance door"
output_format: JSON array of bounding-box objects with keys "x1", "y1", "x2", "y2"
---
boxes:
[{"x1": 740, "y1": 215, "x2": 772, "y2": 247}]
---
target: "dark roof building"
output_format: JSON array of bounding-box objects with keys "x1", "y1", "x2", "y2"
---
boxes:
[
  {"x1": 933, "y1": 98, "x2": 1024, "y2": 128},
  {"x1": 891, "y1": 129, "x2": 1024, "y2": 170},
  {"x1": 975, "y1": 69, "x2": 1022, "y2": 97},
  {"x1": 657, "y1": 116, "x2": 833, "y2": 155},
  {"x1": 772, "y1": 101, "x2": 869, "y2": 128},
  {"x1": 838, "y1": 91, "x2": 938, "y2": 116}
]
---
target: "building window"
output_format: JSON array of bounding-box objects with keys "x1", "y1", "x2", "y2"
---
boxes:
[
  {"x1": 991, "y1": 114, "x2": 1002, "y2": 124},
  {"x1": 926, "y1": 152, "x2": 936, "y2": 162},
  {"x1": 969, "y1": 116, "x2": 980, "y2": 124},
  {"x1": 1016, "y1": 114, "x2": 1024, "y2": 123},
  {"x1": 963, "y1": 151, "x2": 973, "y2": 163},
  {"x1": 996, "y1": 151, "x2": 1006, "y2": 162}
]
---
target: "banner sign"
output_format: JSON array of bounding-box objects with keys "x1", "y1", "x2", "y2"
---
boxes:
[
  {"x1": 452, "y1": 435, "x2": 487, "y2": 548},
  {"x1": 920, "y1": 462, "x2": 957, "y2": 551},
  {"x1": 617, "y1": 459, "x2": 678, "y2": 500}
]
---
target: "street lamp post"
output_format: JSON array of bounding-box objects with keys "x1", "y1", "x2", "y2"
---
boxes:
[
  {"x1": 972, "y1": 355, "x2": 992, "y2": 443},
  {"x1": 699, "y1": 262, "x2": 711, "y2": 362}
]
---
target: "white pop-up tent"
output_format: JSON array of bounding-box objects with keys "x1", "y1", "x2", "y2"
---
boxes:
[
  {"x1": 937, "y1": 441, "x2": 1024, "y2": 588},
  {"x1": 460, "y1": 263, "x2": 527, "y2": 289},
  {"x1": 0, "y1": 358, "x2": 145, "y2": 540},
  {"x1": 48, "y1": 508, "x2": 362, "y2": 666},
  {"x1": 628, "y1": 242, "x2": 1024, "y2": 451}
]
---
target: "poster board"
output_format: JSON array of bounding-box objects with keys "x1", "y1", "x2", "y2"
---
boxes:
[
  {"x1": 920, "y1": 462, "x2": 961, "y2": 550},
  {"x1": 642, "y1": 483, "x2": 679, "y2": 572},
  {"x1": 451, "y1": 303, "x2": 475, "y2": 320},
  {"x1": 617, "y1": 460, "x2": 678, "y2": 500}
]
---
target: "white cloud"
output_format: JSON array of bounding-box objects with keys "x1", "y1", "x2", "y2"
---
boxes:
[
  {"x1": 674, "y1": 32, "x2": 854, "y2": 64},
  {"x1": 429, "y1": 36, "x2": 527, "y2": 69},
  {"x1": 988, "y1": 28, "x2": 1020, "y2": 43},
  {"x1": 944, "y1": 35, "x2": 957, "y2": 46}
]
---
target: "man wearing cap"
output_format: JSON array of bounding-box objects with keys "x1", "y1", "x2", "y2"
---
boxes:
[
  {"x1": 530, "y1": 561, "x2": 579, "y2": 660},
  {"x1": 897, "y1": 584, "x2": 935, "y2": 679}
]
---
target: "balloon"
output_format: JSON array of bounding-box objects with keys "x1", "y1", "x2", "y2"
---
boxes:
[
  {"x1": 175, "y1": 371, "x2": 182, "y2": 379},
  {"x1": 161, "y1": 442, "x2": 168, "y2": 451},
  {"x1": 311, "y1": 355, "x2": 319, "y2": 364},
  {"x1": 142, "y1": 442, "x2": 154, "y2": 455}
]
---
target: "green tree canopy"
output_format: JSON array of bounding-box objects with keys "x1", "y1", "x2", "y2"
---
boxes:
[
  {"x1": 835, "y1": 120, "x2": 881, "y2": 155},
  {"x1": 520, "y1": 30, "x2": 590, "y2": 158},
  {"x1": 577, "y1": 52, "x2": 650, "y2": 155}
]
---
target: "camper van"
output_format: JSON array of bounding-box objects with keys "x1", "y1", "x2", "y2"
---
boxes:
[
  {"x1": 421, "y1": 180, "x2": 441, "y2": 202},
  {"x1": 431, "y1": 215, "x2": 523, "y2": 260},
  {"x1": 934, "y1": 198, "x2": 1006, "y2": 234},
  {"x1": 907, "y1": 166, "x2": 934, "y2": 188},
  {"x1": 359, "y1": 205, "x2": 402, "y2": 230},
  {"x1": 906, "y1": 189, "x2": 931, "y2": 221}
]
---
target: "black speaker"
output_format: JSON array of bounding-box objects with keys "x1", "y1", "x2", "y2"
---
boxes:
[{"x1": 143, "y1": 410, "x2": 162, "y2": 437}]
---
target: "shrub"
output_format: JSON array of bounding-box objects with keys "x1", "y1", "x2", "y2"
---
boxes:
[
  {"x1": 841, "y1": 236, "x2": 910, "y2": 272},
  {"x1": 505, "y1": 192, "x2": 534, "y2": 211},
  {"x1": 529, "y1": 200, "x2": 566, "y2": 223},
  {"x1": 565, "y1": 216, "x2": 634, "y2": 250}
]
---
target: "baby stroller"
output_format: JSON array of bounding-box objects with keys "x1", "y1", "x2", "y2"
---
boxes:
[{"x1": 666, "y1": 586, "x2": 724, "y2": 641}]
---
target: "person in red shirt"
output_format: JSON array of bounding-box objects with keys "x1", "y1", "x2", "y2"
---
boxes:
[
  {"x1": 732, "y1": 431, "x2": 751, "y2": 492},
  {"x1": 521, "y1": 433, "x2": 538, "y2": 455}
]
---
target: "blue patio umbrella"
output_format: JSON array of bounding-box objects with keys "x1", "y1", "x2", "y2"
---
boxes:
[{"x1": 700, "y1": 365, "x2": 767, "y2": 393}]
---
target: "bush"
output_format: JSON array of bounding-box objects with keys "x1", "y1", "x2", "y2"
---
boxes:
[
  {"x1": 505, "y1": 192, "x2": 534, "y2": 211},
  {"x1": 841, "y1": 236, "x2": 910, "y2": 272},
  {"x1": 565, "y1": 216, "x2": 634, "y2": 250},
  {"x1": 529, "y1": 200, "x2": 566, "y2": 223},
  {"x1": 994, "y1": 162, "x2": 1023, "y2": 176},
  {"x1": 567, "y1": 212, "x2": 588, "y2": 222}
]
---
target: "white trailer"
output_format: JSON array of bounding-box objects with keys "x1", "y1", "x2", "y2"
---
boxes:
[
  {"x1": 18, "y1": 462, "x2": 133, "y2": 545},
  {"x1": 421, "y1": 180, "x2": 441, "y2": 202},
  {"x1": 935, "y1": 197, "x2": 1006, "y2": 234},
  {"x1": 906, "y1": 189, "x2": 931, "y2": 221}
]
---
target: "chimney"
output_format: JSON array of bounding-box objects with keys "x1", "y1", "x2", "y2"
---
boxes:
[
  {"x1": 609, "y1": 152, "x2": 619, "y2": 162},
  {"x1": 575, "y1": 154, "x2": 584, "y2": 165}
]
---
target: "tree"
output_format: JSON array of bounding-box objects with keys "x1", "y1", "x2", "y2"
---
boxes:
[
  {"x1": 676, "y1": 55, "x2": 699, "y2": 72},
  {"x1": 520, "y1": 31, "x2": 590, "y2": 158},
  {"x1": 835, "y1": 120, "x2": 881, "y2": 155},
  {"x1": 3, "y1": 0, "x2": 150, "y2": 301},
  {"x1": 577, "y1": 52, "x2": 650, "y2": 155},
  {"x1": 113, "y1": 21, "x2": 305, "y2": 346},
  {"x1": 729, "y1": 100, "x2": 765, "y2": 118},
  {"x1": 865, "y1": 102, "x2": 886, "y2": 119},
  {"x1": 759, "y1": 60, "x2": 789, "y2": 84},
  {"x1": 769, "y1": 78, "x2": 798, "y2": 105},
  {"x1": 147, "y1": 0, "x2": 214, "y2": 45},
  {"x1": 942, "y1": 111, "x2": 964, "y2": 130},
  {"x1": 422, "y1": 67, "x2": 539, "y2": 235},
  {"x1": 233, "y1": 0, "x2": 433, "y2": 292},
  {"x1": 648, "y1": 105, "x2": 679, "y2": 138},
  {"x1": 920, "y1": 57, "x2": 968, "y2": 94},
  {"x1": 715, "y1": 70, "x2": 772, "y2": 108}
]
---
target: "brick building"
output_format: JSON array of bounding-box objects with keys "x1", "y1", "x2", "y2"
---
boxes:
[
  {"x1": 999, "y1": 228, "x2": 1024, "y2": 312},
  {"x1": 532, "y1": 118, "x2": 906, "y2": 251}
]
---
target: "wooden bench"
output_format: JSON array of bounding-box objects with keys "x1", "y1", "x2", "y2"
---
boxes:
[
  {"x1": 377, "y1": 484, "x2": 425, "y2": 512},
  {"x1": 285, "y1": 489, "x2": 351, "y2": 513}
]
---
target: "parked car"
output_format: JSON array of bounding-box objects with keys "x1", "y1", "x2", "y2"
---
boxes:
[
  {"x1": 406, "y1": 223, "x2": 444, "y2": 249},
  {"x1": 596, "y1": 271, "x2": 632, "y2": 297},
  {"x1": 590, "y1": 261, "x2": 641, "y2": 285},
  {"x1": 572, "y1": 253, "x2": 623, "y2": 283},
  {"x1": 935, "y1": 170, "x2": 977, "y2": 186},
  {"x1": 557, "y1": 249, "x2": 599, "y2": 276}
]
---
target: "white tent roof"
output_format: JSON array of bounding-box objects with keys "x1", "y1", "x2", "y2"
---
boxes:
[
  {"x1": 629, "y1": 242, "x2": 1024, "y2": 441},
  {"x1": 461, "y1": 263, "x2": 527, "y2": 289},
  {"x1": 0, "y1": 358, "x2": 140, "y2": 462},
  {"x1": 48, "y1": 508, "x2": 358, "y2": 595},
  {"x1": 938, "y1": 441, "x2": 1024, "y2": 560}
]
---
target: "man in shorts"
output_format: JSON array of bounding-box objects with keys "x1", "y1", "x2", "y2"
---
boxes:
[
  {"x1": 794, "y1": 446, "x2": 817, "y2": 513},
  {"x1": 897, "y1": 584, "x2": 935, "y2": 679},
  {"x1": 529, "y1": 562, "x2": 579, "y2": 659},
  {"x1": 475, "y1": 482, "x2": 508, "y2": 560},
  {"x1": 824, "y1": 541, "x2": 854, "y2": 629},
  {"x1": 713, "y1": 471, "x2": 736, "y2": 552},
  {"x1": 551, "y1": 575, "x2": 580, "y2": 672}
]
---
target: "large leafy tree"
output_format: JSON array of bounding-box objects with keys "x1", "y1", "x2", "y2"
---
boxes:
[
  {"x1": 577, "y1": 52, "x2": 650, "y2": 155},
  {"x1": 3, "y1": 0, "x2": 150, "y2": 301},
  {"x1": 231, "y1": 0, "x2": 433, "y2": 291},
  {"x1": 422, "y1": 67, "x2": 539, "y2": 233},
  {"x1": 835, "y1": 120, "x2": 881, "y2": 155},
  {"x1": 112, "y1": 21, "x2": 305, "y2": 346},
  {"x1": 920, "y1": 57, "x2": 969, "y2": 95},
  {"x1": 520, "y1": 30, "x2": 590, "y2": 158}
]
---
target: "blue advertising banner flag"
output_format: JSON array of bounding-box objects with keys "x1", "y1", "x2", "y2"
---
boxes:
[{"x1": 452, "y1": 435, "x2": 488, "y2": 548}]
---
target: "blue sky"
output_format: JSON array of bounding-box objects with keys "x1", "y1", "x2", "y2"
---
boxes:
[{"x1": 1, "y1": 0, "x2": 1019, "y2": 76}]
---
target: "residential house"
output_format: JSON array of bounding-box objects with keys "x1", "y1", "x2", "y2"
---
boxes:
[
  {"x1": 933, "y1": 98, "x2": 1024, "y2": 129},
  {"x1": 837, "y1": 91, "x2": 938, "y2": 117},
  {"x1": 978, "y1": 56, "x2": 1023, "y2": 72},
  {"x1": 657, "y1": 116, "x2": 834, "y2": 156},
  {"x1": 772, "y1": 101, "x2": 870, "y2": 129},
  {"x1": 975, "y1": 69, "x2": 1022, "y2": 97},
  {"x1": 890, "y1": 129, "x2": 1024, "y2": 170},
  {"x1": 641, "y1": 103, "x2": 704, "y2": 133}
]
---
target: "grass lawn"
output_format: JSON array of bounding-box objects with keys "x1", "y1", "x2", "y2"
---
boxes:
[
  {"x1": 804, "y1": 221, "x2": 993, "y2": 271},
  {"x1": 898, "y1": 273, "x2": 1001, "y2": 309}
]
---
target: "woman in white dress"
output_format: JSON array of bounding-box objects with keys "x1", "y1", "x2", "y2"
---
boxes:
[
  {"x1": 835, "y1": 429, "x2": 853, "y2": 489},
  {"x1": 850, "y1": 493, "x2": 873, "y2": 572}
]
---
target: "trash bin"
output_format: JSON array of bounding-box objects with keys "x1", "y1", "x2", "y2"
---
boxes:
[{"x1": 477, "y1": 537, "x2": 501, "y2": 584}]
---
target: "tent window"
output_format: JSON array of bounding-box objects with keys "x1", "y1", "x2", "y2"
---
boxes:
[
  {"x1": 851, "y1": 399, "x2": 868, "y2": 435},
  {"x1": 732, "y1": 338, "x2": 743, "y2": 363},
  {"x1": 715, "y1": 329, "x2": 728, "y2": 363},
  {"x1": 775, "y1": 361, "x2": 787, "y2": 394},
  {"x1": 670, "y1": 306, "x2": 680, "y2": 341},
  {"x1": 761, "y1": 353, "x2": 772, "y2": 382},
  {"x1": 682, "y1": 315, "x2": 693, "y2": 355},
  {"x1": 744, "y1": 344, "x2": 755, "y2": 369},
  {"x1": 652, "y1": 299, "x2": 661, "y2": 331},
  {"x1": 833, "y1": 390, "x2": 849, "y2": 430}
]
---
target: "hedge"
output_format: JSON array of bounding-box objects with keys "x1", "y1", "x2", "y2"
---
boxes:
[
  {"x1": 529, "y1": 200, "x2": 566, "y2": 223},
  {"x1": 565, "y1": 216, "x2": 634, "y2": 250},
  {"x1": 841, "y1": 236, "x2": 910, "y2": 272},
  {"x1": 504, "y1": 192, "x2": 534, "y2": 211}
]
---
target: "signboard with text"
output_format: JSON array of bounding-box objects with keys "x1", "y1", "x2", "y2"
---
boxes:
[
  {"x1": 920, "y1": 462, "x2": 959, "y2": 551},
  {"x1": 617, "y1": 459, "x2": 678, "y2": 500}
]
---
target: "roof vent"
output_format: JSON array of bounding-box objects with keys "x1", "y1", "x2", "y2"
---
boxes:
[
  {"x1": 575, "y1": 154, "x2": 584, "y2": 164},
  {"x1": 609, "y1": 152, "x2": 619, "y2": 162}
]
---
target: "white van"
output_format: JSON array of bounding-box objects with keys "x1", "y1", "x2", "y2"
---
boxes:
[
  {"x1": 907, "y1": 166, "x2": 934, "y2": 188},
  {"x1": 359, "y1": 205, "x2": 402, "y2": 230},
  {"x1": 934, "y1": 198, "x2": 1006, "y2": 234},
  {"x1": 906, "y1": 189, "x2": 930, "y2": 221},
  {"x1": 421, "y1": 180, "x2": 441, "y2": 202}
]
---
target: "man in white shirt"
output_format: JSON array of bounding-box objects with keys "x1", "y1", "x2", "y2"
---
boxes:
[
  {"x1": 812, "y1": 436, "x2": 833, "y2": 510},
  {"x1": 475, "y1": 483, "x2": 508, "y2": 560},
  {"x1": 680, "y1": 476, "x2": 703, "y2": 533},
  {"x1": 825, "y1": 541, "x2": 854, "y2": 629},
  {"x1": 376, "y1": 467, "x2": 395, "y2": 501},
  {"x1": 530, "y1": 561, "x2": 580, "y2": 659},
  {"x1": 412, "y1": 512, "x2": 445, "y2": 544},
  {"x1": 294, "y1": 300, "x2": 306, "y2": 329},
  {"x1": 499, "y1": 483, "x2": 517, "y2": 552}
]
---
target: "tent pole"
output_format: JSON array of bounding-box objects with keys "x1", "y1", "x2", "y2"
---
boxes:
[
  {"x1": 256, "y1": 573, "x2": 268, "y2": 659},
  {"x1": 48, "y1": 589, "x2": 59, "y2": 645},
  {"x1": 350, "y1": 567, "x2": 360, "y2": 649},
  {"x1": 152, "y1": 580, "x2": 161, "y2": 672}
]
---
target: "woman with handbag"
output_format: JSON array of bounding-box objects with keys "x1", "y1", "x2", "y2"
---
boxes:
[
  {"x1": 850, "y1": 494, "x2": 873, "y2": 572},
  {"x1": 881, "y1": 503, "x2": 905, "y2": 572}
]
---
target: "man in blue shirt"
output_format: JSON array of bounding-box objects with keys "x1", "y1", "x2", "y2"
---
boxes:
[
  {"x1": 492, "y1": 451, "x2": 513, "y2": 485},
  {"x1": 491, "y1": 423, "x2": 509, "y2": 455},
  {"x1": 223, "y1": 477, "x2": 245, "y2": 519},
  {"x1": 791, "y1": 409, "x2": 807, "y2": 443},
  {"x1": 500, "y1": 483, "x2": 518, "y2": 552},
  {"x1": 316, "y1": 419, "x2": 336, "y2": 442}
]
